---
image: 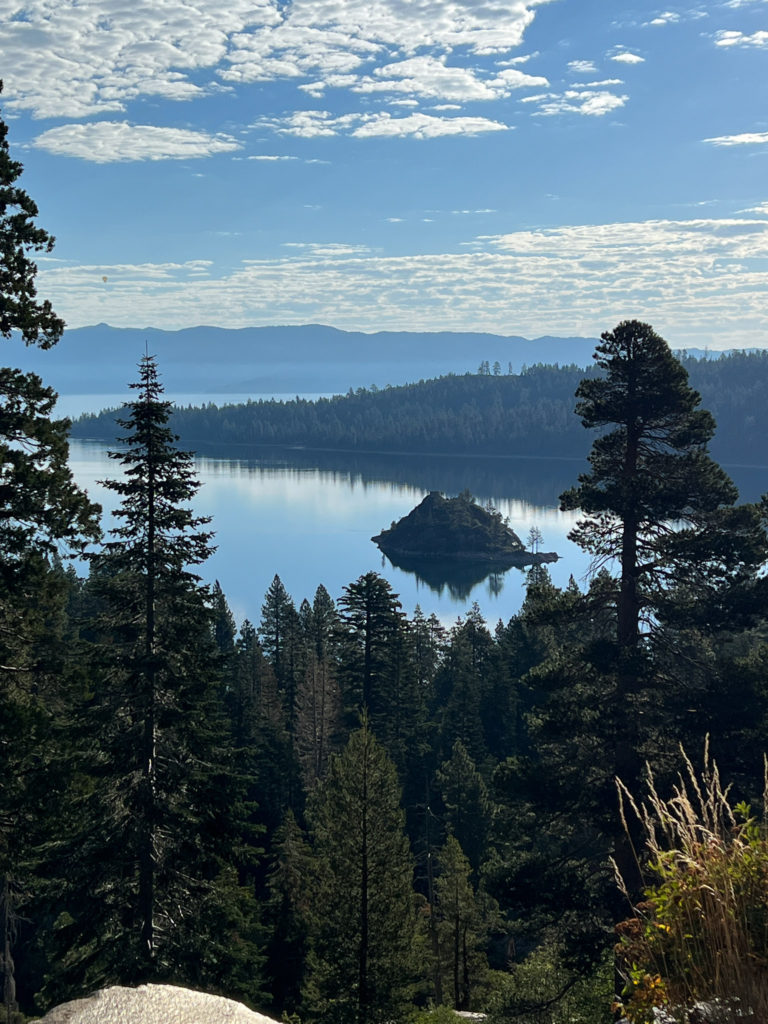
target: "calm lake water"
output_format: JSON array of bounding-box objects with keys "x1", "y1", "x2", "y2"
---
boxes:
[
  {"x1": 68, "y1": 437, "x2": 590, "y2": 628},
  {"x1": 66, "y1": 392, "x2": 768, "y2": 629}
]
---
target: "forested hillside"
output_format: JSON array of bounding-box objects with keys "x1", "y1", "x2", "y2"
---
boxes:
[
  {"x1": 12, "y1": 330, "x2": 768, "y2": 1024},
  {"x1": 72, "y1": 351, "x2": 768, "y2": 467}
]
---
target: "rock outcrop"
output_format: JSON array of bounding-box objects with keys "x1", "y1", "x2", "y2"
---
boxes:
[{"x1": 32, "y1": 984, "x2": 279, "y2": 1024}]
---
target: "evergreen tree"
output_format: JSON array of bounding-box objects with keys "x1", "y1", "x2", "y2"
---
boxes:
[
  {"x1": 0, "y1": 83, "x2": 100, "y2": 1016},
  {"x1": 434, "y1": 836, "x2": 491, "y2": 1011},
  {"x1": 43, "y1": 356, "x2": 261, "y2": 1002},
  {"x1": 559, "y1": 321, "x2": 768, "y2": 886},
  {"x1": 436, "y1": 740, "x2": 492, "y2": 878},
  {"x1": 211, "y1": 580, "x2": 237, "y2": 658},
  {"x1": 432, "y1": 607, "x2": 493, "y2": 766},
  {"x1": 264, "y1": 810, "x2": 313, "y2": 1016},
  {"x1": 560, "y1": 320, "x2": 766, "y2": 662},
  {"x1": 304, "y1": 720, "x2": 416, "y2": 1024},
  {"x1": 295, "y1": 643, "x2": 342, "y2": 790},
  {"x1": 309, "y1": 584, "x2": 341, "y2": 664},
  {"x1": 230, "y1": 617, "x2": 297, "y2": 842},
  {"x1": 337, "y1": 572, "x2": 406, "y2": 716},
  {"x1": 259, "y1": 574, "x2": 302, "y2": 737}
]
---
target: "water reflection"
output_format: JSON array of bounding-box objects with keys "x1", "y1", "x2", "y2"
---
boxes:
[
  {"x1": 68, "y1": 439, "x2": 588, "y2": 627},
  {"x1": 378, "y1": 551, "x2": 559, "y2": 602},
  {"x1": 192, "y1": 440, "x2": 587, "y2": 507}
]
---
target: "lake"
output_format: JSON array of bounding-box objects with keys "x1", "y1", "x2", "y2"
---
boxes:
[
  {"x1": 66, "y1": 391, "x2": 768, "y2": 630},
  {"x1": 67, "y1": 436, "x2": 591, "y2": 629}
]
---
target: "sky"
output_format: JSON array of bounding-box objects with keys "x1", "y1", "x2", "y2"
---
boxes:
[{"x1": 3, "y1": 0, "x2": 768, "y2": 349}]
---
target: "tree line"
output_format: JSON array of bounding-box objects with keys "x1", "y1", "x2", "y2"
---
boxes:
[
  {"x1": 72, "y1": 350, "x2": 768, "y2": 469},
  {"x1": 4, "y1": 85, "x2": 768, "y2": 1024}
]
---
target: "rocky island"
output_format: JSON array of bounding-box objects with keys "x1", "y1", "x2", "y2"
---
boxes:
[{"x1": 372, "y1": 490, "x2": 558, "y2": 568}]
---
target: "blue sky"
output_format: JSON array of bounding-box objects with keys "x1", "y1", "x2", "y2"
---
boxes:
[{"x1": 3, "y1": 0, "x2": 768, "y2": 348}]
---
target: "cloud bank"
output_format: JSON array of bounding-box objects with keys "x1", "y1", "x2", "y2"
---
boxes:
[{"x1": 41, "y1": 215, "x2": 768, "y2": 350}]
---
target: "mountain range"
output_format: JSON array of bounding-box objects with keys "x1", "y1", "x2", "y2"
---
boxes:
[
  {"x1": 9, "y1": 323, "x2": 728, "y2": 396},
  {"x1": 10, "y1": 323, "x2": 604, "y2": 395}
]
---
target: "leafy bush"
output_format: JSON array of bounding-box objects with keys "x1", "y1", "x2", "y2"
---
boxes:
[{"x1": 487, "y1": 940, "x2": 613, "y2": 1024}]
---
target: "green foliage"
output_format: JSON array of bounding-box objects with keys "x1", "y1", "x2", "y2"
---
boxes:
[
  {"x1": 264, "y1": 811, "x2": 314, "y2": 1016},
  {"x1": 561, "y1": 320, "x2": 764, "y2": 652},
  {"x1": 73, "y1": 350, "x2": 768, "y2": 473},
  {"x1": 436, "y1": 742, "x2": 491, "y2": 877},
  {"x1": 432, "y1": 836, "x2": 495, "y2": 1011},
  {"x1": 488, "y1": 940, "x2": 613, "y2": 1024},
  {"x1": 0, "y1": 81, "x2": 63, "y2": 347},
  {"x1": 0, "y1": 85, "x2": 100, "y2": 1022},
  {"x1": 411, "y1": 1004, "x2": 464, "y2": 1024},
  {"x1": 39, "y1": 356, "x2": 262, "y2": 1006},
  {"x1": 74, "y1": 365, "x2": 593, "y2": 457},
  {"x1": 304, "y1": 720, "x2": 417, "y2": 1024}
]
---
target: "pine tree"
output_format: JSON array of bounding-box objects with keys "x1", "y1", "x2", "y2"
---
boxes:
[
  {"x1": 560, "y1": 320, "x2": 766, "y2": 662},
  {"x1": 436, "y1": 740, "x2": 491, "y2": 878},
  {"x1": 304, "y1": 720, "x2": 416, "y2": 1024},
  {"x1": 560, "y1": 321, "x2": 768, "y2": 889},
  {"x1": 432, "y1": 608, "x2": 493, "y2": 766},
  {"x1": 0, "y1": 83, "x2": 100, "y2": 1017},
  {"x1": 434, "y1": 836, "x2": 491, "y2": 1011},
  {"x1": 264, "y1": 810, "x2": 313, "y2": 1016},
  {"x1": 337, "y1": 573, "x2": 405, "y2": 712},
  {"x1": 259, "y1": 574, "x2": 302, "y2": 738},
  {"x1": 42, "y1": 356, "x2": 261, "y2": 1003}
]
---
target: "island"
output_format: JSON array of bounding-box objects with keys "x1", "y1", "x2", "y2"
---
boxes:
[{"x1": 372, "y1": 490, "x2": 559, "y2": 569}]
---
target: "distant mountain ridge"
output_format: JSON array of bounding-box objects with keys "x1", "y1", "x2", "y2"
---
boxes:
[{"x1": 10, "y1": 323, "x2": 604, "y2": 394}]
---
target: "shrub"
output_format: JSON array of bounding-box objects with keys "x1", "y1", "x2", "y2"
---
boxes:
[{"x1": 614, "y1": 742, "x2": 768, "y2": 1023}]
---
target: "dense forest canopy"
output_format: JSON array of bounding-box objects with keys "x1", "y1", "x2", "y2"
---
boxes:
[
  {"x1": 5, "y1": 88, "x2": 768, "y2": 1024},
  {"x1": 72, "y1": 352, "x2": 768, "y2": 468}
]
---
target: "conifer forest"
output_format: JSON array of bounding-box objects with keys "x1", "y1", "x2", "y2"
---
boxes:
[{"x1": 5, "y1": 91, "x2": 768, "y2": 1024}]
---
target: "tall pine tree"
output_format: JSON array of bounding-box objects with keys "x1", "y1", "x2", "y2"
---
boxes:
[
  {"x1": 42, "y1": 356, "x2": 261, "y2": 1004},
  {"x1": 0, "y1": 82, "x2": 100, "y2": 1018},
  {"x1": 304, "y1": 719, "x2": 416, "y2": 1024}
]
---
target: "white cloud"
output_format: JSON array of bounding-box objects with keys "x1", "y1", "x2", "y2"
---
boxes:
[
  {"x1": 568, "y1": 59, "x2": 598, "y2": 73},
  {"x1": 496, "y1": 53, "x2": 537, "y2": 66},
  {"x1": 41, "y1": 215, "x2": 768, "y2": 350},
  {"x1": 283, "y1": 242, "x2": 373, "y2": 256},
  {"x1": 260, "y1": 109, "x2": 510, "y2": 138},
  {"x1": 535, "y1": 89, "x2": 628, "y2": 117},
  {"x1": 704, "y1": 131, "x2": 768, "y2": 145},
  {"x1": 341, "y1": 55, "x2": 548, "y2": 102},
  {"x1": 714, "y1": 29, "x2": 768, "y2": 47},
  {"x1": 0, "y1": 0, "x2": 551, "y2": 120},
  {"x1": 1, "y1": 0, "x2": 281, "y2": 118},
  {"x1": 31, "y1": 122, "x2": 242, "y2": 161},
  {"x1": 610, "y1": 51, "x2": 645, "y2": 63},
  {"x1": 247, "y1": 154, "x2": 299, "y2": 160},
  {"x1": 741, "y1": 202, "x2": 768, "y2": 214},
  {"x1": 295, "y1": 55, "x2": 548, "y2": 102},
  {"x1": 353, "y1": 111, "x2": 510, "y2": 138},
  {"x1": 645, "y1": 11, "x2": 681, "y2": 26}
]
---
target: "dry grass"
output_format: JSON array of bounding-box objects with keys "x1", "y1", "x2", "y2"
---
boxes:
[{"x1": 613, "y1": 741, "x2": 768, "y2": 1023}]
